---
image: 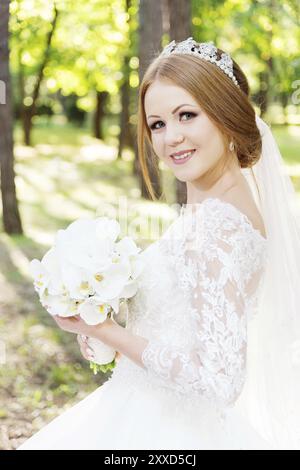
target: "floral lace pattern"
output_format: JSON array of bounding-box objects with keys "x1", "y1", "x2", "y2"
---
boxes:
[{"x1": 112, "y1": 198, "x2": 267, "y2": 412}]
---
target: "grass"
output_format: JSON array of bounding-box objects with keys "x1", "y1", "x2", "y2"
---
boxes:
[{"x1": 272, "y1": 125, "x2": 300, "y2": 165}]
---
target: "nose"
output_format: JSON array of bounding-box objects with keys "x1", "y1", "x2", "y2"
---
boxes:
[{"x1": 164, "y1": 122, "x2": 184, "y2": 147}]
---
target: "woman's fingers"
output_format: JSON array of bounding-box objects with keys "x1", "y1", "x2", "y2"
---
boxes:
[
  {"x1": 77, "y1": 334, "x2": 95, "y2": 361},
  {"x1": 77, "y1": 334, "x2": 86, "y2": 347},
  {"x1": 77, "y1": 335, "x2": 123, "y2": 363},
  {"x1": 81, "y1": 343, "x2": 95, "y2": 361}
]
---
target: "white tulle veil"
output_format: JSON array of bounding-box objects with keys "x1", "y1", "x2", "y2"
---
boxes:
[{"x1": 235, "y1": 115, "x2": 300, "y2": 450}]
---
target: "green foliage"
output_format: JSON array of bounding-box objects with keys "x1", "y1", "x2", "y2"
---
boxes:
[
  {"x1": 9, "y1": 0, "x2": 300, "y2": 127},
  {"x1": 9, "y1": 0, "x2": 138, "y2": 118},
  {"x1": 191, "y1": 0, "x2": 300, "y2": 102},
  {"x1": 89, "y1": 359, "x2": 116, "y2": 375}
]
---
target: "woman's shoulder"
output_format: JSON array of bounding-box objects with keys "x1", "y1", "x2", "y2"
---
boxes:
[
  {"x1": 180, "y1": 196, "x2": 267, "y2": 244},
  {"x1": 217, "y1": 191, "x2": 267, "y2": 240}
]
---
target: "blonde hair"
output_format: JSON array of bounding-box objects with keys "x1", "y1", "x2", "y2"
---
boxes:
[{"x1": 137, "y1": 48, "x2": 262, "y2": 201}]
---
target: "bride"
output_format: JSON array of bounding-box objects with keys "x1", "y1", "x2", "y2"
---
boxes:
[{"x1": 18, "y1": 37, "x2": 300, "y2": 450}]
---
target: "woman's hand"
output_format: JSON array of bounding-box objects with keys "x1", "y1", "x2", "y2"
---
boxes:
[
  {"x1": 77, "y1": 334, "x2": 95, "y2": 361},
  {"x1": 52, "y1": 314, "x2": 114, "y2": 340},
  {"x1": 53, "y1": 314, "x2": 123, "y2": 363},
  {"x1": 52, "y1": 314, "x2": 95, "y2": 337},
  {"x1": 77, "y1": 334, "x2": 122, "y2": 363},
  {"x1": 52, "y1": 314, "x2": 113, "y2": 340}
]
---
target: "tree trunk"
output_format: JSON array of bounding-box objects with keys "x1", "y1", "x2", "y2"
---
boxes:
[
  {"x1": 118, "y1": 0, "x2": 133, "y2": 159},
  {"x1": 280, "y1": 92, "x2": 288, "y2": 125},
  {"x1": 93, "y1": 90, "x2": 108, "y2": 140},
  {"x1": 137, "y1": 0, "x2": 163, "y2": 200},
  {"x1": 22, "y1": 3, "x2": 59, "y2": 146},
  {"x1": 167, "y1": 0, "x2": 192, "y2": 205},
  {"x1": 257, "y1": 56, "x2": 273, "y2": 118},
  {"x1": 0, "y1": 0, "x2": 23, "y2": 234},
  {"x1": 258, "y1": 0, "x2": 275, "y2": 118},
  {"x1": 118, "y1": 53, "x2": 132, "y2": 159}
]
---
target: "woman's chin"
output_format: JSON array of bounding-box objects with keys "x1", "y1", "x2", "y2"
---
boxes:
[{"x1": 173, "y1": 167, "x2": 202, "y2": 183}]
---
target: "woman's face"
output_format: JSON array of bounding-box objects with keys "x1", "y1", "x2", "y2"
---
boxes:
[{"x1": 144, "y1": 79, "x2": 228, "y2": 183}]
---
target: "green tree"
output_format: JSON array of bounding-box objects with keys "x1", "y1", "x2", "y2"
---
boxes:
[
  {"x1": 10, "y1": 0, "x2": 59, "y2": 145},
  {"x1": 0, "y1": 0, "x2": 23, "y2": 234}
]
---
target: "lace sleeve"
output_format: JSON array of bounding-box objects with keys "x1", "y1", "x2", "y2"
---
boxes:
[{"x1": 141, "y1": 201, "x2": 266, "y2": 407}]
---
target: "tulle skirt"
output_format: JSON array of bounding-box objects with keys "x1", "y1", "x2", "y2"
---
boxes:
[{"x1": 18, "y1": 358, "x2": 274, "y2": 450}]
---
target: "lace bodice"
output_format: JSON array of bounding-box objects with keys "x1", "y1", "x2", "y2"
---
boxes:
[{"x1": 111, "y1": 198, "x2": 267, "y2": 413}]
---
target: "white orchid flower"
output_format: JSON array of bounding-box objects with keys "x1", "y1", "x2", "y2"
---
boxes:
[
  {"x1": 41, "y1": 248, "x2": 65, "y2": 296},
  {"x1": 129, "y1": 257, "x2": 145, "y2": 279},
  {"x1": 90, "y1": 257, "x2": 131, "y2": 300},
  {"x1": 31, "y1": 216, "x2": 144, "y2": 329},
  {"x1": 114, "y1": 236, "x2": 141, "y2": 257},
  {"x1": 60, "y1": 263, "x2": 95, "y2": 300},
  {"x1": 104, "y1": 296, "x2": 120, "y2": 315},
  {"x1": 30, "y1": 259, "x2": 50, "y2": 295},
  {"x1": 78, "y1": 297, "x2": 111, "y2": 325},
  {"x1": 119, "y1": 279, "x2": 138, "y2": 298},
  {"x1": 103, "y1": 280, "x2": 138, "y2": 316},
  {"x1": 40, "y1": 290, "x2": 79, "y2": 317},
  {"x1": 30, "y1": 248, "x2": 64, "y2": 296},
  {"x1": 55, "y1": 219, "x2": 113, "y2": 272},
  {"x1": 95, "y1": 217, "x2": 120, "y2": 242}
]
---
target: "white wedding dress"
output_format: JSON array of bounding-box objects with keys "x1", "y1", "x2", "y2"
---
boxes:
[{"x1": 18, "y1": 197, "x2": 274, "y2": 450}]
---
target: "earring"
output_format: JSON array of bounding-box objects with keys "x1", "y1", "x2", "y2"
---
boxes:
[{"x1": 229, "y1": 141, "x2": 234, "y2": 151}]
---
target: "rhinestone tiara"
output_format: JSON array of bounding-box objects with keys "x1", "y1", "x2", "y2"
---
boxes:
[{"x1": 159, "y1": 37, "x2": 239, "y2": 88}]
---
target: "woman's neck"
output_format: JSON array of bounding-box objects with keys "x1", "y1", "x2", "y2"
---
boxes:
[{"x1": 186, "y1": 163, "x2": 243, "y2": 205}]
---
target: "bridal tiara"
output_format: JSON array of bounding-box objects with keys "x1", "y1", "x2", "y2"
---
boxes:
[{"x1": 159, "y1": 37, "x2": 240, "y2": 88}]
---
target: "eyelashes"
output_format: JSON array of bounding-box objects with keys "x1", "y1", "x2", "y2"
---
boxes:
[{"x1": 149, "y1": 112, "x2": 197, "y2": 131}]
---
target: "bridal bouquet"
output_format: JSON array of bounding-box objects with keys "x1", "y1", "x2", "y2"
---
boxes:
[{"x1": 30, "y1": 217, "x2": 144, "y2": 374}]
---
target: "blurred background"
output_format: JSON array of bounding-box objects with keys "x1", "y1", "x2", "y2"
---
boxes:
[{"x1": 0, "y1": 0, "x2": 299, "y2": 449}]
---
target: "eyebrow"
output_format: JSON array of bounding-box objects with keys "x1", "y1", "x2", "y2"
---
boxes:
[{"x1": 147, "y1": 104, "x2": 197, "y2": 120}]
